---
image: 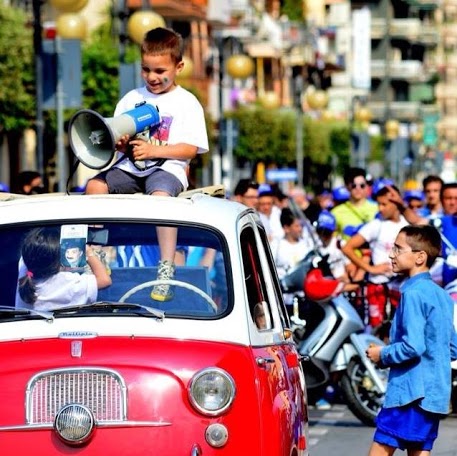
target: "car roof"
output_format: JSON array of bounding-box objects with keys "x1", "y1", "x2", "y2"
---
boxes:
[{"x1": 0, "y1": 187, "x2": 254, "y2": 229}]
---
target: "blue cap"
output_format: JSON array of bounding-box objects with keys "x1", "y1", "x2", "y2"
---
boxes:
[
  {"x1": 0, "y1": 182, "x2": 10, "y2": 192},
  {"x1": 372, "y1": 178, "x2": 394, "y2": 196},
  {"x1": 332, "y1": 186, "x2": 350, "y2": 202},
  {"x1": 258, "y1": 183, "x2": 272, "y2": 193},
  {"x1": 403, "y1": 190, "x2": 424, "y2": 202},
  {"x1": 316, "y1": 210, "x2": 336, "y2": 232}
]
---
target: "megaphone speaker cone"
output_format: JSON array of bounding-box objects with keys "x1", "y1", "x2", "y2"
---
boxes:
[{"x1": 69, "y1": 109, "x2": 116, "y2": 170}]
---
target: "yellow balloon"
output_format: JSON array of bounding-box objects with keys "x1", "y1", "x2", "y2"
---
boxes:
[
  {"x1": 177, "y1": 56, "x2": 194, "y2": 79},
  {"x1": 50, "y1": 0, "x2": 88, "y2": 13},
  {"x1": 307, "y1": 90, "x2": 328, "y2": 110},
  {"x1": 226, "y1": 55, "x2": 255, "y2": 79},
  {"x1": 385, "y1": 119, "x2": 400, "y2": 140},
  {"x1": 259, "y1": 91, "x2": 281, "y2": 109},
  {"x1": 56, "y1": 14, "x2": 87, "y2": 40},
  {"x1": 127, "y1": 11, "x2": 166, "y2": 45}
]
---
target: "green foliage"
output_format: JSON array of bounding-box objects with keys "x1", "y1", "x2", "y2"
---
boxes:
[
  {"x1": 229, "y1": 106, "x2": 350, "y2": 172},
  {"x1": 0, "y1": 4, "x2": 35, "y2": 132},
  {"x1": 281, "y1": 0, "x2": 305, "y2": 21},
  {"x1": 369, "y1": 134, "x2": 385, "y2": 162},
  {"x1": 80, "y1": 34, "x2": 120, "y2": 117}
]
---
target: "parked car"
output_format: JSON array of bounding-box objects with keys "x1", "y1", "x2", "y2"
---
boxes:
[{"x1": 0, "y1": 187, "x2": 309, "y2": 455}]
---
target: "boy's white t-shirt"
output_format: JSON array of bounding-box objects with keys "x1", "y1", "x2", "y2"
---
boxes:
[
  {"x1": 358, "y1": 216, "x2": 409, "y2": 284},
  {"x1": 114, "y1": 85, "x2": 209, "y2": 190}
]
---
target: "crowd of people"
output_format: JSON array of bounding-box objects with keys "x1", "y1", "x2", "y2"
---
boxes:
[{"x1": 230, "y1": 170, "x2": 457, "y2": 418}]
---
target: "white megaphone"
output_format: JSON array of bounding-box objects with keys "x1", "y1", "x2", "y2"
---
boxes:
[{"x1": 68, "y1": 103, "x2": 161, "y2": 170}]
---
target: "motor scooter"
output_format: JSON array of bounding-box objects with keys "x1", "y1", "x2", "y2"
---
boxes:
[{"x1": 281, "y1": 250, "x2": 388, "y2": 427}]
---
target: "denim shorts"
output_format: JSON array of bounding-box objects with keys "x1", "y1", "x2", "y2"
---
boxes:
[
  {"x1": 373, "y1": 403, "x2": 440, "y2": 451},
  {"x1": 92, "y1": 167, "x2": 183, "y2": 196}
]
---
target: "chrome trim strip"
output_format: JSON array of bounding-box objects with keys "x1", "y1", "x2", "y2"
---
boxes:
[{"x1": 0, "y1": 420, "x2": 172, "y2": 432}]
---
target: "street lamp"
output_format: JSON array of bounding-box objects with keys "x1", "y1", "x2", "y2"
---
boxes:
[
  {"x1": 32, "y1": 0, "x2": 87, "y2": 188},
  {"x1": 214, "y1": 35, "x2": 254, "y2": 188},
  {"x1": 350, "y1": 96, "x2": 372, "y2": 169},
  {"x1": 385, "y1": 118, "x2": 400, "y2": 182}
]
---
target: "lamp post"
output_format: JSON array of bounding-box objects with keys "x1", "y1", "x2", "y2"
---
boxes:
[
  {"x1": 385, "y1": 118, "x2": 400, "y2": 182},
  {"x1": 32, "y1": 0, "x2": 44, "y2": 177},
  {"x1": 293, "y1": 74, "x2": 305, "y2": 187},
  {"x1": 214, "y1": 34, "x2": 254, "y2": 188},
  {"x1": 350, "y1": 96, "x2": 372, "y2": 169}
]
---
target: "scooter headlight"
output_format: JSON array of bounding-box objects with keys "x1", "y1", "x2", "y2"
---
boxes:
[{"x1": 188, "y1": 368, "x2": 235, "y2": 416}]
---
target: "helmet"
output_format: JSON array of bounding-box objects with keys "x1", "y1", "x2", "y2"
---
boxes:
[{"x1": 304, "y1": 268, "x2": 344, "y2": 303}]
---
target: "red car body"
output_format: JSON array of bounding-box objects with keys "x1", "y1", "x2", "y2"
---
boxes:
[{"x1": 0, "y1": 190, "x2": 309, "y2": 455}]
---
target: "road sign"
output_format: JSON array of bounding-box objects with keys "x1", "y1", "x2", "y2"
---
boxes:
[{"x1": 266, "y1": 168, "x2": 298, "y2": 182}]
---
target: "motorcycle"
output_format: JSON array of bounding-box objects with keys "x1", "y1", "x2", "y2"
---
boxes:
[{"x1": 281, "y1": 250, "x2": 388, "y2": 427}]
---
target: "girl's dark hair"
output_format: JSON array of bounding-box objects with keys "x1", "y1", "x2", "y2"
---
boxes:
[
  {"x1": 18, "y1": 227, "x2": 61, "y2": 304},
  {"x1": 399, "y1": 224, "x2": 442, "y2": 268}
]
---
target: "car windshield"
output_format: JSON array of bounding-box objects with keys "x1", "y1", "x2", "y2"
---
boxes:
[{"x1": 0, "y1": 221, "x2": 230, "y2": 319}]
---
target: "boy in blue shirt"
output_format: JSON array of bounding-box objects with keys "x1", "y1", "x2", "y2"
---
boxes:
[{"x1": 366, "y1": 225, "x2": 457, "y2": 455}]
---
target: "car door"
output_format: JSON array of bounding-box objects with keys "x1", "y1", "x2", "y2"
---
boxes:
[{"x1": 240, "y1": 222, "x2": 308, "y2": 456}]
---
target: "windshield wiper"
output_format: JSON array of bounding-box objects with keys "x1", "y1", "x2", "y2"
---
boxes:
[
  {"x1": 0, "y1": 306, "x2": 54, "y2": 322},
  {"x1": 51, "y1": 302, "x2": 165, "y2": 321}
]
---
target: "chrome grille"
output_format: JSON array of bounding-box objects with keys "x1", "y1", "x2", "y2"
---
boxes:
[{"x1": 26, "y1": 368, "x2": 127, "y2": 424}]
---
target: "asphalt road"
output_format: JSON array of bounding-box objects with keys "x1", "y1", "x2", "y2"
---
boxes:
[{"x1": 309, "y1": 404, "x2": 457, "y2": 455}]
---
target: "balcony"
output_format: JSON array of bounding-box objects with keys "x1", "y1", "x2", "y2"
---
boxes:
[
  {"x1": 367, "y1": 101, "x2": 422, "y2": 121},
  {"x1": 371, "y1": 18, "x2": 387, "y2": 39},
  {"x1": 390, "y1": 19, "x2": 421, "y2": 39},
  {"x1": 435, "y1": 83, "x2": 457, "y2": 100},
  {"x1": 371, "y1": 60, "x2": 424, "y2": 81},
  {"x1": 420, "y1": 25, "x2": 440, "y2": 46},
  {"x1": 405, "y1": 0, "x2": 440, "y2": 8}
]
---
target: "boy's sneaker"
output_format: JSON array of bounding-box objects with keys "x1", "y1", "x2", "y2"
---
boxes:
[
  {"x1": 151, "y1": 260, "x2": 175, "y2": 302},
  {"x1": 315, "y1": 398, "x2": 332, "y2": 410}
]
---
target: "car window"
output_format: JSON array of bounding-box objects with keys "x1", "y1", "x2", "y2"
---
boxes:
[
  {"x1": 240, "y1": 226, "x2": 273, "y2": 331},
  {"x1": 0, "y1": 221, "x2": 231, "y2": 319}
]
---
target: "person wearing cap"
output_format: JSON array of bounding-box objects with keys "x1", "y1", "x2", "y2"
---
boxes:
[
  {"x1": 315, "y1": 210, "x2": 358, "y2": 293},
  {"x1": 331, "y1": 186, "x2": 350, "y2": 207},
  {"x1": 342, "y1": 185, "x2": 408, "y2": 332},
  {"x1": 403, "y1": 189, "x2": 424, "y2": 214}
]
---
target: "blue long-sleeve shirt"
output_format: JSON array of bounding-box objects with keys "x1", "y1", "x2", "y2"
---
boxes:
[{"x1": 381, "y1": 272, "x2": 457, "y2": 414}]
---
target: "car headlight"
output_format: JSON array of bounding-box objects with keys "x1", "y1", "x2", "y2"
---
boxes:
[{"x1": 188, "y1": 368, "x2": 236, "y2": 416}]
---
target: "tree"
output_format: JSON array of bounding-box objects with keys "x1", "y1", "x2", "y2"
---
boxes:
[
  {"x1": 0, "y1": 5, "x2": 34, "y2": 132},
  {"x1": 0, "y1": 4, "x2": 35, "y2": 178}
]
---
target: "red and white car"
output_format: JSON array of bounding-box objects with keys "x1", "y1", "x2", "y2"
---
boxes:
[{"x1": 0, "y1": 188, "x2": 309, "y2": 455}]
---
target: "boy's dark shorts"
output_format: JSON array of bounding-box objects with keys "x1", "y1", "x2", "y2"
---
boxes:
[
  {"x1": 374, "y1": 402, "x2": 441, "y2": 451},
  {"x1": 92, "y1": 167, "x2": 183, "y2": 196}
]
